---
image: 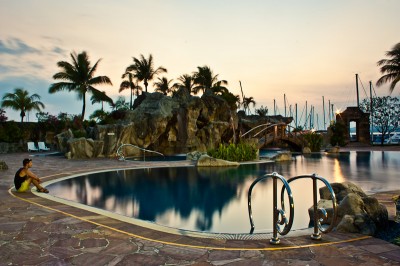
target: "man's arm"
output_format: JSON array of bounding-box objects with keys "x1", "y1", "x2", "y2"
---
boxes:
[{"x1": 26, "y1": 169, "x2": 41, "y2": 182}]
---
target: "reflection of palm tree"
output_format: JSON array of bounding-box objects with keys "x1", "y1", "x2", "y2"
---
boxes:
[
  {"x1": 192, "y1": 66, "x2": 228, "y2": 95},
  {"x1": 49, "y1": 51, "x2": 113, "y2": 121},
  {"x1": 376, "y1": 42, "x2": 400, "y2": 93},
  {"x1": 173, "y1": 74, "x2": 195, "y2": 94},
  {"x1": 126, "y1": 54, "x2": 167, "y2": 92},
  {"x1": 243, "y1": 96, "x2": 256, "y2": 115},
  {"x1": 153, "y1": 77, "x2": 174, "y2": 95},
  {"x1": 1, "y1": 88, "x2": 45, "y2": 122}
]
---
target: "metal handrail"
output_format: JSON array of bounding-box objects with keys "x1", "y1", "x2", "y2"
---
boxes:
[
  {"x1": 116, "y1": 143, "x2": 164, "y2": 161},
  {"x1": 248, "y1": 172, "x2": 294, "y2": 245},
  {"x1": 281, "y1": 173, "x2": 337, "y2": 240}
]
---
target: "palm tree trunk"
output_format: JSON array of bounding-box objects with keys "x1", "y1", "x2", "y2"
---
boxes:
[
  {"x1": 130, "y1": 87, "x2": 133, "y2": 110},
  {"x1": 81, "y1": 93, "x2": 86, "y2": 121},
  {"x1": 144, "y1": 79, "x2": 148, "y2": 92}
]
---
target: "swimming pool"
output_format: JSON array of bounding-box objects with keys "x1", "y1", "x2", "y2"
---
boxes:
[{"x1": 45, "y1": 151, "x2": 400, "y2": 234}]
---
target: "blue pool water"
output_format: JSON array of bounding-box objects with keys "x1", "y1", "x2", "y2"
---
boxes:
[{"x1": 47, "y1": 151, "x2": 400, "y2": 234}]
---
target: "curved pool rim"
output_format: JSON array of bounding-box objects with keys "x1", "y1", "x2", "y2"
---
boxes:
[{"x1": 33, "y1": 164, "x2": 316, "y2": 241}]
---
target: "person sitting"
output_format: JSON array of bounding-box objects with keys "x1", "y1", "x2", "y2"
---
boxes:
[{"x1": 14, "y1": 158, "x2": 49, "y2": 193}]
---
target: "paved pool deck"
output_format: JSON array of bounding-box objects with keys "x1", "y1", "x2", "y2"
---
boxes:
[{"x1": 0, "y1": 151, "x2": 399, "y2": 265}]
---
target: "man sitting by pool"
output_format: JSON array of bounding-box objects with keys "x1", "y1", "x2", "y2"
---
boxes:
[{"x1": 14, "y1": 158, "x2": 49, "y2": 193}]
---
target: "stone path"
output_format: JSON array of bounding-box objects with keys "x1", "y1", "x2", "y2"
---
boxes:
[{"x1": 0, "y1": 152, "x2": 399, "y2": 265}]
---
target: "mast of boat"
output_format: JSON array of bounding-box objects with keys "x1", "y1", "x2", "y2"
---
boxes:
[
  {"x1": 356, "y1": 73, "x2": 360, "y2": 108},
  {"x1": 370, "y1": 81, "x2": 373, "y2": 142},
  {"x1": 295, "y1": 103, "x2": 298, "y2": 128},
  {"x1": 328, "y1": 99, "x2": 331, "y2": 123},
  {"x1": 322, "y1": 96, "x2": 326, "y2": 130},
  {"x1": 284, "y1": 94, "x2": 287, "y2": 117},
  {"x1": 274, "y1": 99, "x2": 276, "y2": 116},
  {"x1": 305, "y1": 101, "x2": 308, "y2": 129}
]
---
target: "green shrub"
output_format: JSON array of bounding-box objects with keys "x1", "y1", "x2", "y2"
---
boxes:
[
  {"x1": 329, "y1": 121, "x2": 346, "y2": 146},
  {"x1": 208, "y1": 142, "x2": 257, "y2": 162},
  {"x1": 303, "y1": 132, "x2": 323, "y2": 152}
]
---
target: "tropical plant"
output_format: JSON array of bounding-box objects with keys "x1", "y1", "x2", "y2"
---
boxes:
[
  {"x1": 376, "y1": 42, "x2": 400, "y2": 93},
  {"x1": 91, "y1": 90, "x2": 113, "y2": 111},
  {"x1": 256, "y1": 105, "x2": 268, "y2": 116},
  {"x1": 328, "y1": 121, "x2": 346, "y2": 146},
  {"x1": 360, "y1": 96, "x2": 400, "y2": 145},
  {"x1": 303, "y1": 132, "x2": 323, "y2": 152},
  {"x1": 208, "y1": 142, "x2": 257, "y2": 162},
  {"x1": 120, "y1": 71, "x2": 142, "y2": 109},
  {"x1": 173, "y1": 74, "x2": 195, "y2": 94},
  {"x1": 1, "y1": 88, "x2": 45, "y2": 122},
  {"x1": 49, "y1": 51, "x2": 113, "y2": 121},
  {"x1": 89, "y1": 109, "x2": 109, "y2": 123},
  {"x1": 192, "y1": 66, "x2": 228, "y2": 95},
  {"x1": 125, "y1": 54, "x2": 167, "y2": 92},
  {"x1": 113, "y1": 96, "x2": 130, "y2": 111},
  {"x1": 153, "y1": 77, "x2": 174, "y2": 95},
  {"x1": 243, "y1": 96, "x2": 256, "y2": 115}
]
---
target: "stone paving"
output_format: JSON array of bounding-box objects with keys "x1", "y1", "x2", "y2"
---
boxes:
[{"x1": 0, "y1": 152, "x2": 399, "y2": 265}]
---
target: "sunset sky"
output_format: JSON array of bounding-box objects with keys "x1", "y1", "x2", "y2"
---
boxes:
[{"x1": 0, "y1": 0, "x2": 399, "y2": 129}]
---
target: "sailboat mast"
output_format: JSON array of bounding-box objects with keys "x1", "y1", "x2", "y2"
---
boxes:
[
  {"x1": 356, "y1": 73, "x2": 360, "y2": 108},
  {"x1": 322, "y1": 96, "x2": 326, "y2": 130},
  {"x1": 370, "y1": 81, "x2": 373, "y2": 142}
]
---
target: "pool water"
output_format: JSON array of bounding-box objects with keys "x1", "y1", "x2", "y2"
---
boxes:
[{"x1": 46, "y1": 151, "x2": 400, "y2": 234}]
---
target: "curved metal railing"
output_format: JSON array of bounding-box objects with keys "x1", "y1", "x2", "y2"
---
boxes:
[
  {"x1": 248, "y1": 172, "x2": 294, "y2": 245},
  {"x1": 116, "y1": 143, "x2": 164, "y2": 161},
  {"x1": 281, "y1": 173, "x2": 337, "y2": 240},
  {"x1": 248, "y1": 172, "x2": 337, "y2": 244}
]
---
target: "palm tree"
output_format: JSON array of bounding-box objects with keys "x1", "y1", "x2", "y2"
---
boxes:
[
  {"x1": 243, "y1": 96, "x2": 256, "y2": 115},
  {"x1": 376, "y1": 42, "x2": 400, "y2": 93},
  {"x1": 153, "y1": 77, "x2": 174, "y2": 95},
  {"x1": 119, "y1": 71, "x2": 139, "y2": 110},
  {"x1": 1, "y1": 88, "x2": 45, "y2": 122},
  {"x1": 192, "y1": 66, "x2": 228, "y2": 95},
  {"x1": 49, "y1": 51, "x2": 113, "y2": 121},
  {"x1": 173, "y1": 74, "x2": 195, "y2": 94},
  {"x1": 90, "y1": 90, "x2": 113, "y2": 111},
  {"x1": 125, "y1": 54, "x2": 167, "y2": 92}
]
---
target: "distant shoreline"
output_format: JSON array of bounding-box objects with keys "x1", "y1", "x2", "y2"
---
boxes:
[{"x1": 340, "y1": 145, "x2": 400, "y2": 152}]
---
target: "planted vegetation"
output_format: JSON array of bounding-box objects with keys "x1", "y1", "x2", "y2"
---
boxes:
[{"x1": 208, "y1": 142, "x2": 258, "y2": 162}]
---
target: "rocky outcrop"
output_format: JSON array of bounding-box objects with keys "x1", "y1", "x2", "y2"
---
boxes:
[
  {"x1": 66, "y1": 138, "x2": 104, "y2": 159},
  {"x1": 272, "y1": 151, "x2": 292, "y2": 162},
  {"x1": 196, "y1": 154, "x2": 240, "y2": 167},
  {"x1": 309, "y1": 182, "x2": 388, "y2": 235},
  {"x1": 56, "y1": 91, "x2": 291, "y2": 159}
]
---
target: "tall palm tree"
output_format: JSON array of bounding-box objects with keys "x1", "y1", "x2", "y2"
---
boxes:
[
  {"x1": 153, "y1": 77, "x2": 174, "y2": 95},
  {"x1": 192, "y1": 66, "x2": 228, "y2": 95},
  {"x1": 1, "y1": 88, "x2": 45, "y2": 122},
  {"x1": 125, "y1": 54, "x2": 167, "y2": 92},
  {"x1": 120, "y1": 71, "x2": 142, "y2": 109},
  {"x1": 49, "y1": 51, "x2": 113, "y2": 121},
  {"x1": 173, "y1": 74, "x2": 195, "y2": 94},
  {"x1": 243, "y1": 96, "x2": 256, "y2": 115},
  {"x1": 376, "y1": 42, "x2": 400, "y2": 93}
]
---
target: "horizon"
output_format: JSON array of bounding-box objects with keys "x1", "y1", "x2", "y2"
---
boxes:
[{"x1": 1, "y1": 0, "x2": 399, "y2": 130}]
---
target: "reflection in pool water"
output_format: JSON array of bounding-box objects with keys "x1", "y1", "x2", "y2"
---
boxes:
[{"x1": 47, "y1": 151, "x2": 400, "y2": 234}]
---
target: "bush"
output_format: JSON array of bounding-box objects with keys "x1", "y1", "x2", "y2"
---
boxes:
[
  {"x1": 303, "y1": 132, "x2": 323, "y2": 152},
  {"x1": 0, "y1": 122, "x2": 23, "y2": 142},
  {"x1": 329, "y1": 121, "x2": 346, "y2": 146},
  {"x1": 208, "y1": 142, "x2": 258, "y2": 162}
]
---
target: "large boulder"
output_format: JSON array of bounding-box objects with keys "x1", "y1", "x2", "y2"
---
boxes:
[
  {"x1": 310, "y1": 182, "x2": 388, "y2": 235},
  {"x1": 68, "y1": 138, "x2": 104, "y2": 159}
]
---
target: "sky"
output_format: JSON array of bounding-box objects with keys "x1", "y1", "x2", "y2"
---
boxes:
[{"x1": 0, "y1": 0, "x2": 399, "y2": 130}]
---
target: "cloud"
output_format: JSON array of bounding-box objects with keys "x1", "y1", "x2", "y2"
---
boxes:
[{"x1": 0, "y1": 38, "x2": 40, "y2": 55}]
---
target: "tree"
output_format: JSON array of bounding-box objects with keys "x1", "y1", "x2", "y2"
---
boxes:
[
  {"x1": 120, "y1": 71, "x2": 142, "y2": 109},
  {"x1": 173, "y1": 74, "x2": 195, "y2": 94},
  {"x1": 113, "y1": 96, "x2": 130, "y2": 111},
  {"x1": 126, "y1": 54, "x2": 167, "y2": 92},
  {"x1": 1, "y1": 88, "x2": 45, "y2": 122},
  {"x1": 242, "y1": 96, "x2": 256, "y2": 115},
  {"x1": 376, "y1": 42, "x2": 400, "y2": 93},
  {"x1": 192, "y1": 66, "x2": 228, "y2": 95},
  {"x1": 49, "y1": 51, "x2": 113, "y2": 121},
  {"x1": 360, "y1": 96, "x2": 400, "y2": 145},
  {"x1": 153, "y1": 77, "x2": 174, "y2": 95},
  {"x1": 255, "y1": 105, "x2": 268, "y2": 116},
  {"x1": 90, "y1": 90, "x2": 113, "y2": 111}
]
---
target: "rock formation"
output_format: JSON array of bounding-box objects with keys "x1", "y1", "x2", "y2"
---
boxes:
[
  {"x1": 309, "y1": 182, "x2": 388, "y2": 235},
  {"x1": 56, "y1": 90, "x2": 292, "y2": 159}
]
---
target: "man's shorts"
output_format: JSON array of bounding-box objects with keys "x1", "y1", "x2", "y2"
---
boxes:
[{"x1": 17, "y1": 180, "x2": 30, "y2": 192}]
